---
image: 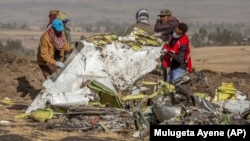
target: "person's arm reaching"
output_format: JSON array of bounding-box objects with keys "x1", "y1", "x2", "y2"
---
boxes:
[{"x1": 167, "y1": 45, "x2": 187, "y2": 64}]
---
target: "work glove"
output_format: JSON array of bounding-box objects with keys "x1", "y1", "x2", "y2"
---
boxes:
[
  {"x1": 55, "y1": 61, "x2": 65, "y2": 68},
  {"x1": 152, "y1": 32, "x2": 161, "y2": 37},
  {"x1": 160, "y1": 49, "x2": 168, "y2": 55}
]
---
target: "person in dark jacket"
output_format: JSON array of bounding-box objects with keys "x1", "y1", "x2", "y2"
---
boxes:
[
  {"x1": 154, "y1": 9, "x2": 179, "y2": 81},
  {"x1": 124, "y1": 9, "x2": 155, "y2": 36},
  {"x1": 57, "y1": 11, "x2": 72, "y2": 45},
  {"x1": 153, "y1": 9, "x2": 179, "y2": 42}
]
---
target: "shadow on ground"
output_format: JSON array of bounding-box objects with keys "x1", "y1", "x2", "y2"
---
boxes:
[
  {"x1": 17, "y1": 76, "x2": 41, "y2": 100},
  {"x1": 8, "y1": 104, "x2": 29, "y2": 110},
  {"x1": 0, "y1": 134, "x2": 31, "y2": 141}
]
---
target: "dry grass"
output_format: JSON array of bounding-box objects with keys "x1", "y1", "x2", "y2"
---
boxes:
[
  {"x1": 191, "y1": 46, "x2": 250, "y2": 73},
  {"x1": 0, "y1": 30, "x2": 100, "y2": 50}
]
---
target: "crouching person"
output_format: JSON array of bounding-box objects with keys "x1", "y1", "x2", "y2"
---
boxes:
[
  {"x1": 37, "y1": 18, "x2": 71, "y2": 79},
  {"x1": 161, "y1": 23, "x2": 192, "y2": 83}
]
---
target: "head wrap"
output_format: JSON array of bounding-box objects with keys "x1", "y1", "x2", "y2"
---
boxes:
[{"x1": 136, "y1": 9, "x2": 150, "y2": 25}]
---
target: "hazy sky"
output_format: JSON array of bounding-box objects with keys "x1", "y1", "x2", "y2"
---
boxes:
[{"x1": 0, "y1": 0, "x2": 249, "y2": 26}]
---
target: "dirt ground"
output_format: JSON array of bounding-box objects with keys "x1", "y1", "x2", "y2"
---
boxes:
[{"x1": 0, "y1": 46, "x2": 250, "y2": 141}]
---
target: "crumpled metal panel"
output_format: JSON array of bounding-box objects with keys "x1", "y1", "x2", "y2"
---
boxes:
[
  {"x1": 26, "y1": 40, "x2": 161, "y2": 113},
  {"x1": 152, "y1": 103, "x2": 182, "y2": 122},
  {"x1": 221, "y1": 99, "x2": 250, "y2": 114}
]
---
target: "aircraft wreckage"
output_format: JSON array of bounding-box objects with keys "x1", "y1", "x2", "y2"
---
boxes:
[
  {"x1": 26, "y1": 28, "x2": 163, "y2": 113},
  {"x1": 24, "y1": 28, "x2": 250, "y2": 136}
]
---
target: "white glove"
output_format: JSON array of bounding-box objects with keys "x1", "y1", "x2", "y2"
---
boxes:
[
  {"x1": 160, "y1": 49, "x2": 168, "y2": 55},
  {"x1": 152, "y1": 32, "x2": 161, "y2": 37},
  {"x1": 55, "y1": 61, "x2": 65, "y2": 68}
]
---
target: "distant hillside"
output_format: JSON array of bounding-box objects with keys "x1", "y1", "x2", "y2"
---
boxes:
[{"x1": 0, "y1": 0, "x2": 250, "y2": 26}]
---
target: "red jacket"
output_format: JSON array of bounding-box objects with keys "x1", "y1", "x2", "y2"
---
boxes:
[{"x1": 162, "y1": 34, "x2": 192, "y2": 73}]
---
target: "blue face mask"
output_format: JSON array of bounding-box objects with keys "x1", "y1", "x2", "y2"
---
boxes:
[{"x1": 172, "y1": 31, "x2": 181, "y2": 39}]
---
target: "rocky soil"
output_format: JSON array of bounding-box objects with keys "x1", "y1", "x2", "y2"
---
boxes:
[{"x1": 0, "y1": 50, "x2": 249, "y2": 140}]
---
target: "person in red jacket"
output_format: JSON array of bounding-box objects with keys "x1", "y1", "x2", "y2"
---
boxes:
[{"x1": 161, "y1": 23, "x2": 192, "y2": 83}]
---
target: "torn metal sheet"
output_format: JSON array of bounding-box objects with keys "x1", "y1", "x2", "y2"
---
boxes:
[
  {"x1": 152, "y1": 103, "x2": 182, "y2": 122},
  {"x1": 241, "y1": 109, "x2": 250, "y2": 124},
  {"x1": 218, "y1": 99, "x2": 250, "y2": 114},
  {"x1": 87, "y1": 80, "x2": 123, "y2": 108},
  {"x1": 26, "y1": 38, "x2": 161, "y2": 113},
  {"x1": 192, "y1": 96, "x2": 217, "y2": 112}
]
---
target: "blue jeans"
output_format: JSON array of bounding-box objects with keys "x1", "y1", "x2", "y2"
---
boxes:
[{"x1": 167, "y1": 68, "x2": 186, "y2": 83}]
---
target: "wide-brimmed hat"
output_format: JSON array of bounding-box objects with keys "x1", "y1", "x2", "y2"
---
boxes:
[
  {"x1": 158, "y1": 9, "x2": 172, "y2": 16},
  {"x1": 49, "y1": 9, "x2": 59, "y2": 16}
]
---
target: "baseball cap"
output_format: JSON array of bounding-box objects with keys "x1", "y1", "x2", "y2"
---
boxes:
[
  {"x1": 52, "y1": 18, "x2": 64, "y2": 32},
  {"x1": 158, "y1": 9, "x2": 172, "y2": 16}
]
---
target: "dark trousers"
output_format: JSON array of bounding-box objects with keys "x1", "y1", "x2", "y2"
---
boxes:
[
  {"x1": 39, "y1": 64, "x2": 57, "y2": 79},
  {"x1": 161, "y1": 65, "x2": 168, "y2": 82}
]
